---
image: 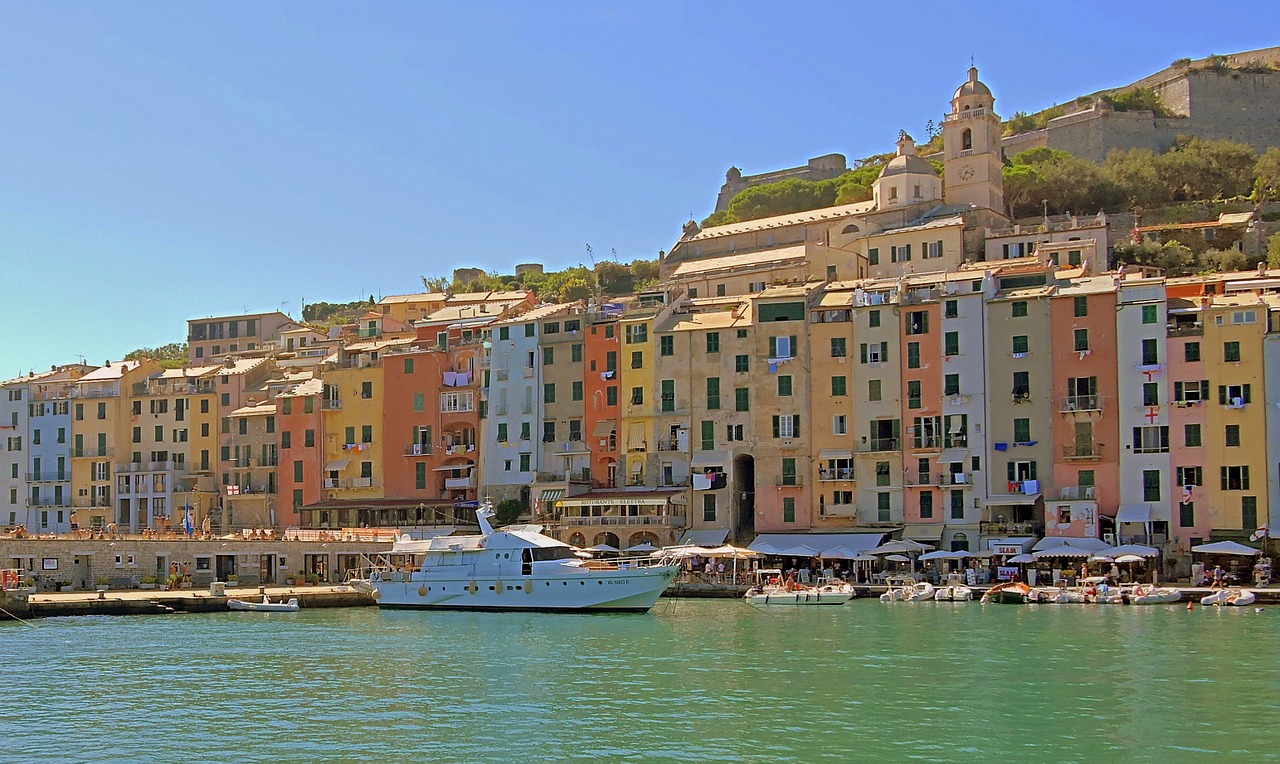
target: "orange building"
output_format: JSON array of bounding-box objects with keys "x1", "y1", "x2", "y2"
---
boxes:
[{"x1": 583, "y1": 304, "x2": 622, "y2": 489}]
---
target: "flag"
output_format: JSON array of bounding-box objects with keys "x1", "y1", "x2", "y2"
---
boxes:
[
  {"x1": 1182, "y1": 485, "x2": 1193, "y2": 504},
  {"x1": 1250, "y1": 526, "x2": 1269, "y2": 542},
  {"x1": 184, "y1": 504, "x2": 194, "y2": 537},
  {"x1": 533, "y1": 498, "x2": 542, "y2": 515},
  {"x1": 226, "y1": 485, "x2": 240, "y2": 496}
]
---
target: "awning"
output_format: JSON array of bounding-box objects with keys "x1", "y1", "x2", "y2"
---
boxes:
[
  {"x1": 592, "y1": 419, "x2": 617, "y2": 437},
  {"x1": 557, "y1": 496, "x2": 671, "y2": 507},
  {"x1": 985, "y1": 494, "x2": 1041, "y2": 506},
  {"x1": 691, "y1": 452, "x2": 726, "y2": 467},
  {"x1": 678, "y1": 529, "x2": 730, "y2": 546},
  {"x1": 818, "y1": 449, "x2": 853, "y2": 460},
  {"x1": 433, "y1": 464, "x2": 474, "y2": 472},
  {"x1": 324, "y1": 460, "x2": 350, "y2": 471},
  {"x1": 1116, "y1": 504, "x2": 1152, "y2": 523},
  {"x1": 902, "y1": 523, "x2": 945, "y2": 542},
  {"x1": 1191, "y1": 540, "x2": 1261, "y2": 556},
  {"x1": 987, "y1": 537, "x2": 1034, "y2": 555},
  {"x1": 539, "y1": 489, "x2": 564, "y2": 504},
  {"x1": 937, "y1": 449, "x2": 968, "y2": 464},
  {"x1": 749, "y1": 532, "x2": 886, "y2": 555},
  {"x1": 1032, "y1": 536, "x2": 1111, "y2": 552}
]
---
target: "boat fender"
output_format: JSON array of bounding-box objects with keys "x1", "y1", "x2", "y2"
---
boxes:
[
  {"x1": 418, "y1": 585, "x2": 427, "y2": 597},
  {"x1": 524, "y1": 578, "x2": 534, "y2": 594},
  {"x1": 495, "y1": 579, "x2": 503, "y2": 594},
  {"x1": 467, "y1": 580, "x2": 478, "y2": 595}
]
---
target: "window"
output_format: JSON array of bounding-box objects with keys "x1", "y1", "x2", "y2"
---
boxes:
[
  {"x1": 1224, "y1": 341, "x2": 1240, "y2": 363},
  {"x1": 1185, "y1": 342, "x2": 1200, "y2": 362},
  {"x1": 403, "y1": 357, "x2": 415, "y2": 374},
  {"x1": 304, "y1": 429, "x2": 315, "y2": 448},
  {"x1": 1185, "y1": 424, "x2": 1201, "y2": 447},
  {"x1": 660, "y1": 380, "x2": 675, "y2": 412},
  {"x1": 706, "y1": 333, "x2": 720, "y2": 353},
  {"x1": 777, "y1": 376, "x2": 792, "y2": 397},
  {"x1": 361, "y1": 425, "x2": 372, "y2": 444},
  {"x1": 1176, "y1": 466, "x2": 1203, "y2": 487},
  {"x1": 1225, "y1": 424, "x2": 1240, "y2": 447},
  {"x1": 1012, "y1": 371, "x2": 1030, "y2": 401},
  {"x1": 1132, "y1": 426, "x2": 1170, "y2": 453},
  {"x1": 413, "y1": 393, "x2": 425, "y2": 412},
  {"x1": 907, "y1": 381, "x2": 922, "y2": 409},
  {"x1": 944, "y1": 300, "x2": 958, "y2": 319},
  {"x1": 1013, "y1": 418, "x2": 1031, "y2": 443},
  {"x1": 1243, "y1": 496, "x2": 1258, "y2": 531},
  {"x1": 831, "y1": 337, "x2": 847, "y2": 358},
  {"x1": 499, "y1": 327, "x2": 510, "y2": 341},
  {"x1": 769, "y1": 335, "x2": 796, "y2": 360},
  {"x1": 625, "y1": 324, "x2": 647, "y2": 344},
  {"x1": 735, "y1": 388, "x2": 749, "y2": 412},
  {"x1": 281, "y1": 431, "x2": 291, "y2": 449},
  {"x1": 1073, "y1": 296, "x2": 1088, "y2": 317},
  {"x1": 833, "y1": 414, "x2": 847, "y2": 435},
  {"x1": 1011, "y1": 301, "x2": 1027, "y2": 318},
  {"x1": 703, "y1": 494, "x2": 717, "y2": 522},
  {"x1": 944, "y1": 331, "x2": 959, "y2": 356},
  {"x1": 542, "y1": 421, "x2": 556, "y2": 443},
  {"x1": 867, "y1": 379, "x2": 882, "y2": 402},
  {"x1": 868, "y1": 310, "x2": 881, "y2": 328},
  {"x1": 659, "y1": 336, "x2": 674, "y2": 356},
  {"x1": 726, "y1": 424, "x2": 744, "y2": 441},
  {"x1": 782, "y1": 497, "x2": 796, "y2": 523},
  {"x1": 877, "y1": 492, "x2": 891, "y2": 522},
  {"x1": 705, "y1": 378, "x2": 720, "y2": 410},
  {"x1": 544, "y1": 321, "x2": 560, "y2": 335},
  {"x1": 543, "y1": 347, "x2": 554, "y2": 366},
  {"x1": 1141, "y1": 339, "x2": 1158, "y2": 366},
  {"x1": 701, "y1": 421, "x2": 714, "y2": 451},
  {"x1": 831, "y1": 376, "x2": 847, "y2": 396},
  {"x1": 781, "y1": 458, "x2": 797, "y2": 486},
  {"x1": 861, "y1": 342, "x2": 889, "y2": 364},
  {"x1": 906, "y1": 311, "x2": 928, "y2": 335},
  {"x1": 415, "y1": 462, "x2": 427, "y2": 490},
  {"x1": 525, "y1": 324, "x2": 536, "y2": 338},
  {"x1": 1141, "y1": 304, "x2": 1158, "y2": 324},
  {"x1": 571, "y1": 344, "x2": 582, "y2": 363},
  {"x1": 631, "y1": 388, "x2": 643, "y2": 405},
  {"x1": 1073, "y1": 329, "x2": 1089, "y2": 352},
  {"x1": 606, "y1": 386, "x2": 618, "y2": 406},
  {"x1": 497, "y1": 423, "x2": 508, "y2": 442},
  {"x1": 361, "y1": 381, "x2": 373, "y2": 399},
  {"x1": 716, "y1": 284, "x2": 726, "y2": 297},
  {"x1": 1218, "y1": 384, "x2": 1252, "y2": 406},
  {"x1": 1220, "y1": 466, "x2": 1250, "y2": 491},
  {"x1": 1142, "y1": 470, "x2": 1161, "y2": 502},
  {"x1": 944, "y1": 374, "x2": 960, "y2": 396},
  {"x1": 631, "y1": 351, "x2": 643, "y2": 369},
  {"x1": 344, "y1": 426, "x2": 356, "y2": 444},
  {"x1": 735, "y1": 354, "x2": 749, "y2": 373},
  {"x1": 868, "y1": 247, "x2": 879, "y2": 266},
  {"x1": 1012, "y1": 335, "x2": 1029, "y2": 354},
  {"x1": 520, "y1": 422, "x2": 531, "y2": 441},
  {"x1": 773, "y1": 415, "x2": 800, "y2": 439},
  {"x1": 1173, "y1": 380, "x2": 1209, "y2": 403},
  {"x1": 919, "y1": 491, "x2": 934, "y2": 519},
  {"x1": 1179, "y1": 502, "x2": 1195, "y2": 528},
  {"x1": 606, "y1": 351, "x2": 617, "y2": 371},
  {"x1": 950, "y1": 490, "x2": 965, "y2": 520},
  {"x1": 519, "y1": 453, "x2": 531, "y2": 472},
  {"x1": 891, "y1": 244, "x2": 910, "y2": 262},
  {"x1": 1142, "y1": 382, "x2": 1159, "y2": 406},
  {"x1": 876, "y1": 461, "x2": 890, "y2": 487},
  {"x1": 907, "y1": 342, "x2": 920, "y2": 369}
]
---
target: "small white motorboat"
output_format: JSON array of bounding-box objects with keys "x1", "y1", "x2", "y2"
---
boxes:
[
  {"x1": 1026, "y1": 587, "x2": 1071, "y2": 604},
  {"x1": 1200, "y1": 587, "x2": 1257, "y2": 607},
  {"x1": 228, "y1": 596, "x2": 300, "y2": 612},
  {"x1": 744, "y1": 585, "x2": 853, "y2": 605},
  {"x1": 880, "y1": 576, "x2": 924, "y2": 602},
  {"x1": 903, "y1": 581, "x2": 936, "y2": 602},
  {"x1": 1129, "y1": 584, "x2": 1183, "y2": 605},
  {"x1": 933, "y1": 573, "x2": 973, "y2": 601}
]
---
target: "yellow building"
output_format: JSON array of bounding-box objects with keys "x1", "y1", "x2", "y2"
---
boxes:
[
  {"x1": 321, "y1": 345, "x2": 390, "y2": 504},
  {"x1": 69, "y1": 359, "x2": 161, "y2": 531},
  {"x1": 618, "y1": 295, "x2": 672, "y2": 488},
  {"x1": 1202, "y1": 294, "x2": 1269, "y2": 535},
  {"x1": 808, "y1": 283, "x2": 858, "y2": 527}
]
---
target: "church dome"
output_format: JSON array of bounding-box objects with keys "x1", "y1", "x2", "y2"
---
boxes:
[
  {"x1": 877, "y1": 132, "x2": 937, "y2": 179},
  {"x1": 952, "y1": 65, "x2": 992, "y2": 100}
]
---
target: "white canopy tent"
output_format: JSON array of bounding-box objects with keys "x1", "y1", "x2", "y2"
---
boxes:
[{"x1": 1191, "y1": 540, "x2": 1262, "y2": 556}]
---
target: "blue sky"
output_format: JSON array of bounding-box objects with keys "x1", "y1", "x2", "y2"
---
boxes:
[{"x1": 2, "y1": 2, "x2": 1277, "y2": 375}]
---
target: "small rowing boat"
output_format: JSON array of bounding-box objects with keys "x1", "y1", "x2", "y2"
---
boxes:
[{"x1": 228, "y1": 596, "x2": 300, "y2": 612}]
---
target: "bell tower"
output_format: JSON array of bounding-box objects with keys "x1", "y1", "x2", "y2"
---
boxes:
[{"x1": 943, "y1": 66, "x2": 1004, "y2": 213}]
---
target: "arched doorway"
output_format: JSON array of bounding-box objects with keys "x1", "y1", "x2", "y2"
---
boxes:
[
  {"x1": 593, "y1": 531, "x2": 620, "y2": 548},
  {"x1": 628, "y1": 531, "x2": 659, "y2": 548},
  {"x1": 568, "y1": 532, "x2": 586, "y2": 547},
  {"x1": 733, "y1": 454, "x2": 756, "y2": 542},
  {"x1": 950, "y1": 532, "x2": 970, "y2": 552}
]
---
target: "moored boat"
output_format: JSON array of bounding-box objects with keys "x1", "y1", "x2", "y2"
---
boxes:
[
  {"x1": 1201, "y1": 587, "x2": 1257, "y2": 607},
  {"x1": 744, "y1": 583, "x2": 854, "y2": 606},
  {"x1": 365, "y1": 503, "x2": 679, "y2": 613},
  {"x1": 228, "y1": 596, "x2": 300, "y2": 612},
  {"x1": 980, "y1": 581, "x2": 1031, "y2": 604},
  {"x1": 1129, "y1": 584, "x2": 1183, "y2": 605}
]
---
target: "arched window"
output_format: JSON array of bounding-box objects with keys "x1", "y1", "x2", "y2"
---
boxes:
[
  {"x1": 841, "y1": 224, "x2": 860, "y2": 234},
  {"x1": 950, "y1": 532, "x2": 970, "y2": 552},
  {"x1": 961, "y1": 129, "x2": 973, "y2": 151}
]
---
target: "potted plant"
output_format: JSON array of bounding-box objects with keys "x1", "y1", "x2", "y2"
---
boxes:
[
  {"x1": 138, "y1": 573, "x2": 158, "y2": 590},
  {"x1": 307, "y1": 573, "x2": 321, "y2": 586},
  {"x1": 95, "y1": 576, "x2": 109, "y2": 592},
  {"x1": 226, "y1": 574, "x2": 240, "y2": 588},
  {"x1": 23, "y1": 576, "x2": 36, "y2": 592}
]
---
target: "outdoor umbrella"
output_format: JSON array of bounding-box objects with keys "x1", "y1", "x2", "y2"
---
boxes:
[
  {"x1": 1191, "y1": 540, "x2": 1261, "y2": 556},
  {"x1": 817, "y1": 545, "x2": 862, "y2": 560},
  {"x1": 1088, "y1": 554, "x2": 1114, "y2": 563},
  {"x1": 1033, "y1": 544, "x2": 1093, "y2": 558},
  {"x1": 587, "y1": 543, "x2": 619, "y2": 553},
  {"x1": 885, "y1": 554, "x2": 911, "y2": 562},
  {"x1": 627, "y1": 542, "x2": 658, "y2": 553},
  {"x1": 1105, "y1": 544, "x2": 1159, "y2": 557},
  {"x1": 1007, "y1": 553, "x2": 1037, "y2": 564},
  {"x1": 870, "y1": 539, "x2": 933, "y2": 555},
  {"x1": 919, "y1": 549, "x2": 956, "y2": 561}
]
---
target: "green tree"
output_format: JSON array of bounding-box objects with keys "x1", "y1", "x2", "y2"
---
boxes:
[
  {"x1": 1103, "y1": 148, "x2": 1169, "y2": 207},
  {"x1": 1253, "y1": 147, "x2": 1280, "y2": 202},
  {"x1": 1155, "y1": 137, "x2": 1256, "y2": 201},
  {"x1": 594, "y1": 260, "x2": 634, "y2": 296},
  {"x1": 495, "y1": 499, "x2": 524, "y2": 525},
  {"x1": 1268, "y1": 232, "x2": 1280, "y2": 269},
  {"x1": 1001, "y1": 163, "x2": 1045, "y2": 218},
  {"x1": 125, "y1": 343, "x2": 188, "y2": 368},
  {"x1": 1201, "y1": 247, "x2": 1251, "y2": 274}
]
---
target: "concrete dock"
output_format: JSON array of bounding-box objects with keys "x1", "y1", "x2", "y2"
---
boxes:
[{"x1": 1, "y1": 584, "x2": 375, "y2": 620}]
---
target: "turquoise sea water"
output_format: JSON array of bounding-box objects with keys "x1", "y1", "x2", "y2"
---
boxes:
[{"x1": 4, "y1": 599, "x2": 1280, "y2": 763}]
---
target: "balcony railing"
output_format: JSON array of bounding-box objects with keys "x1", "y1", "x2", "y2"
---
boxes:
[
  {"x1": 1062, "y1": 443, "x2": 1105, "y2": 460},
  {"x1": 321, "y1": 399, "x2": 342, "y2": 410},
  {"x1": 26, "y1": 472, "x2": 69, "y2": 482},
  {"x1": 818, "y1": 468, "x2": 855, "y2": 482},
  {"x1": 656, "y1": 438, "x2": 683, "y2": 452},
  {"x1": 776, "y1": 476, "x2": 802, "y2": 487},
  {"x1": 1057, "y1": 485, "x2": 1097, "y2": 501},
  {"x1": 30, "y1": 496, "x2": 71, "y2": 507},
  {"x1": 403, "y1": 444, "x2": 434, "y2": 456},
  {"x1": 443, "y1": 476, "x2": 476, "y2": 490},
  {"x1": 323, "y1": 478, "x2": 341, "y2": 489},
  {"x1": 73, "y1": 497, "x2": 112, "y2": 509},
  {"x1": 72, "y1": 447, "x2": 113, "y2": 458},
  {"x1": 979, "y1": 521, "x2": 1042, "y2": 536},
  {"x1": 904, "y1": 472, "x2": 974, "y2": 487},
  {"x1": 1058, "y1": 395, "x2": 1103, "y2": 413},
  {"x1": 856, "y1": 438, "x2": 899, "y2": 453},
  {"x1": 911, "y1": 437, "x2": 944, "y2": 452},
  {"x1": 558, "y1": 514, "x2": 686, "y2": 527},
  {"x1": 1167, "y1": 322, "x2": 1204, "y2": 337}
]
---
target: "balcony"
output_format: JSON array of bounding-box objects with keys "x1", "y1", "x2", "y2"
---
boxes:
[
  {"x1": 910, "y1": 437, "x2": 943, "y2": 453},
  {"x1": 904, "y1": 472, "x2": 974, "y2": 487},
  {"x1": 321, "y1": 398, "x2": 342, "y2": 410},
  {"x1": 1057, "y1": 486, "x2": 1097, "y2": 501},
  {"x1": 656, "y1": 438, "x2": 684, "y2": 452},
  {"x1": 120, "y1": 461, "x2": 180, "y2": 472},
  {"x1": 1167, "y1": 322, "x2": 1204, "y2": 338},
  {"x1": 323, "y1": 478, "x2": 341, "y2": 489},
  {"x1": 30, "y1": 496, "x2": 71, "y2": 507},
  {"x1": 72, "y1": 447, "x2": 113, "y2": 458},
  {"x1": 1062, "y1": 443, "x2": 1105, "y2": 461},
  {"x1": 495, "y1": 369, "x2": 510, "y2": 381},
  {"x1": 818, "y1": 468, "x2": 855, "y2": 482},
  {"x1": 979, "y1": 521, "x2": 1042, "y2": 536},
  {"x1": 403, "y1": 444, "x2": 434, "y2": 456},
  {"x1": 73, "y1": 497, "x2": 112, "y2": 509},
  {"x1": 776, "y1": 476, "x2": 802, "y2": 487},
  {"x1": 536, "y1": 470, "x2": 592, "y2": 484},
  {"x1": 443, "y1": 476, "x2": 476, "y2": 490},
  {"x1": 856, "y1": 438, "x2": 899, "y2": 453},
  {"x1": 26, "y1": 472, "x2": 69, "y2": 483},
  {"x1": 559, "y1": 514, "x2": 686, "y2": 528},
  {"x1": 1058, "y1": 395, "x2": 1103, "y2": 414}
]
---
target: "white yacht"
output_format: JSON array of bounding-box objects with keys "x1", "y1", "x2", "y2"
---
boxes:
[{"x1": 365, "y1": 504, "x2": 679, "y2": 612}]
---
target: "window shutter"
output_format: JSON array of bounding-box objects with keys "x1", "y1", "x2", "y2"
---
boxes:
[
  {"x1": 794, "y1": 415, "x2": 800, "y2": 438},
  {"x1": 1218, "y1": 385, "x2": 1227, "y2": 405},
  {"x1": 768, "y1": 337, "x2": 777, "y2": 358},
  {"x1": 772, "y1": 416, "x2": 780, "y2": 438},
  {"x1": 1221, "y1": 466, "x2": 1228, "y2": 490},
  {"x1": 1199, "y1": 380, "x2": 1209, "y2": 400},
  {"x1": 1244, "y1": 384, "x2": 1252, "y2": 403},
  {"x1": 860, "y1": 344, "x2": 867, "y2": 363},
  {"x1": 880, "y1": 341, "x2": 888, "y2": 359},
  {"x1": 1174, "y1": 381, "x2": 1183, "y2": 400},
  {"x1": 789, "y1": 335, "x2": 797, "y2": 354},
  {"x1": 1007, "y1": 462, "x2": 1016, "y2": 481}
]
